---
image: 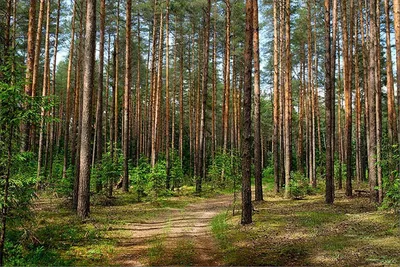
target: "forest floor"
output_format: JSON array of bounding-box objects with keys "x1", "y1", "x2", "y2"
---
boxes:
[{"x1": 29, "y1": 184, "x2": 400, "y2": 266}]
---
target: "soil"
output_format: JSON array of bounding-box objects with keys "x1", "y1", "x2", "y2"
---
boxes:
[{"x1": 113, "y1": 194, "x2": 233, "y2": 266}]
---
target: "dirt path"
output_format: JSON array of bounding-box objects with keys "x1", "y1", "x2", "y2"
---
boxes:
[{"x1": 114, "y1": 194, "x2": 233, "y2": 266}]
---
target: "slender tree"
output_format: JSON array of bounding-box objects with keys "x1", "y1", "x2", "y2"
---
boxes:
[
  {"x1": 272, "y1": 0, "x2": 280, "y2": 193},
  {"x1": 122, "y1": 0, "x2": 132, "y2": 192},
  {"x1": 325, "y1": 0, "x2": 335, "y2": 204},
  {"x1": 253, "y1": 0, "x2": 262, "y2": 201}
]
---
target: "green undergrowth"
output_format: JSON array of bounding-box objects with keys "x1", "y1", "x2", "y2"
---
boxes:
[{"x1": 212, "y1": 190, "x2": 400, "y2": 266}]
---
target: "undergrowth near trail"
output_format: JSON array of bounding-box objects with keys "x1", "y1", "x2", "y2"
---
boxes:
[{"x1": 212, "y1": 189, "x2": 400, "y2": 266}]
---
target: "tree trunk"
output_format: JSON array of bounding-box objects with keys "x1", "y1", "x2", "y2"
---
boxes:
[
  {"x1": 273, "y1": 0, "x2": 280, "y2": 193},
  {"x1": 22, "y1": 0, "x2": 36, "y2": 151},
  {"x1": 367, "y1": 0, "x2": 378, "y2": 203},
  {"x1": 223, "y1": 0, "x2": 231, "y2": 156},
  {"x1": 283, "y1": 0, "x2": 292, "y2": 199},
  {"x1": 30, "y1": 0, "x2": 46, "y2": 149},
  {"x1": 394, "y1": 0, "x2": 400, "y2": 151},
  {"x1": 77, "y1": 0, "x2": 96, "y2": 219},
  {"x1": 94, "y1": 0, "x2": 105, "y2": 168},
  {"x1": 37, "y1": 0, "x2": 51, "y2": 179},
  {"x1": 241, "y1": 0, "x2": 253, "y2": 225},
  {"x1": 165, "y1": 0, "x2": 171, "y2": 189},
  {"x1": 253, "y1": 0, "x2": 263, "y2": 201},
  {"x1": 196, "y1": 0, "x2": 211, "y2": 193},
  {"x1": 122, "y1": 0, "x2": 131, "y2": 192},
  {"x1": 62, "y1": 3, "x2": 76, "y2": 179},
  {"x1": 384, "y1": 0, "x2": 397, "y2": 182},
  {"x1": 325, "y1": 0, "x2": 335, "y2": 204}
]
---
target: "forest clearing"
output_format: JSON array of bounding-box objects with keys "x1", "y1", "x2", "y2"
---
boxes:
[{"x1": 2, "y1": 0, "x2": 400, "y2": 265}]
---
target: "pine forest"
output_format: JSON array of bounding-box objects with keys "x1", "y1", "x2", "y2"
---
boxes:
[{"x1": 0, "y1": 0, "x2": 400, "y2": 265}]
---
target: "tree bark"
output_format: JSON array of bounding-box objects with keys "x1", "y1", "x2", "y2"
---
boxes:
[
  {"x1": 325, "y1": 0, "x2": 335, "y2": 204},
  {"x1": 394, "y1": 0, "x2": 400, "y2": 151},
  {"x1": 273, "y1": 0, "x2": 280, "y2": 193},
  {"x1": 283, "y1": 0, "x2": 292, "y2": 199},
  {"x1": 77, "y1": 0, "x2": 96, "y2": 219},
  {"x1": 253, "y1": 0, "x2": 263, "y2": 201},
  {"x1": 37, "y1": 0, "x2": 51, "y2": 179},
  {"x1": 62, "y1": 3, "x2": 76, "y2": 179},
  {"x1": 22, "y1": 0, "x2": 37, "y2": 151},
  {"x1": 122, "y1": 0, "x2": 132, "y2": 192},
  {"x1": 241, "y1": 0, "x2": 253, "y2": 225},
  {"x1": 367, "y1": 0, "x2": 378, "y2": 203}
]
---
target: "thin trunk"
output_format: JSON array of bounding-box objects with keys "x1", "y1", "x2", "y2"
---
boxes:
[
  {"x1": 283, "y1": 0, "x2": 292, "y2": 199},
  {"x1": 212, "y1": 7, "x2": 217, "y2": 160},
  {"x1": 394, "y1": 0, "x2": 400, "y2": 150},
  {"x1": 368, "y1": 0, "x2": 378, "y2": 203},
  {"x1": 151, "y1": 9, "x2": 163, "y2": 167},
  {"x1": 166, "y1": 0, "x2": 171, "y2": 189},
  {"x1": 37, "y1": 0, "x2": 51, "y2": 179},
  {"x1": 179, "y1": 21, "x2": 184, "y2": 166},
  {"x1": 94, "y1": 0, "x2": 105, "y2": 167},
  {"x1": 253, "y1": 0, "x2": 262, "y2": 201},
  {"x1": 355, "y1": 9, "x2": 362, "y2": 185},
  {"x1": 196, "y1": 0, "x2": 211, "y2": 193},
  {"x1": 0, "y1": 126, "x2": 13, "y2": 266},
  {"x1": 384, "y1": 0, "x2": 396, "y2": 182},
  {"x1": 325, "y1": 0, "x2": 335, "y2": 204},
  {"x1": 122, "y1": 0, "x2": 131, "y2": 192},
  {"x1": 62, "y1": 3, "x2": 76, "y2": 179},
  {"x1": 273, "y1": 0, "x2": 280, "y2": 193},
  {"x1": 136, "y1": 12, "x2": 141, "y2": 163},
  {"x1": 223, "y1": 0, "x2": 231, "y2": 155},
  {"x1": 30, "y1": 0, "x2": 46, "y2": 149},
  {"x1": 376, "y1": 0, "x2": 383, "y2": 203},
  {"x1": 22, "y1": 0, "x2": 37, "y2": 151},
  {"x1": 48, "y1": 0, "x2": 61, "y2": 179}
]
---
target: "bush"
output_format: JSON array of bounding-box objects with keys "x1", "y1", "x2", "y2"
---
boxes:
[
  {"x1": 382, "y1": 175, "x2": 400, "y2": 211},
  {"x1": 208, "y1": 150, "x2": 241, "y2": 189},
  {"x1": 91, "y1": 151, "x2": 122, "y2": 194},
  {"x1": 290, "y1": 171, "x2": 312, "y2": 200}
]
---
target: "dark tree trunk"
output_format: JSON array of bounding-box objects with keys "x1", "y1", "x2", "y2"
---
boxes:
[{"x1": 241, "y1": 0, "x2": 253, "y2": 225}]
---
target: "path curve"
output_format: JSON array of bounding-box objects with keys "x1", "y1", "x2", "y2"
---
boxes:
[{"x1": 114, "y1": 194, "x2": 232, "y2": 266}]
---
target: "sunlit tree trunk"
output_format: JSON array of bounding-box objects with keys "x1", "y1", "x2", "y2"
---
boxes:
[
  {"x1": 22, "y1": 0, "x2": 36, "y2": 151},
  {"x1": 394, "y1": 0, "x2": 400, "y2": 150},
  {"x1": 253, "y1": 0, "x2": 262, "y2": 201},
  {"x1": 30, "y1": 0, "x2": 46, "y2": 148},
  {"x1": 77, "y1": 0, "x2": 96, "y2": 219},
  {"x1": 122, "y1": 0, "x2": 131, "y2": 192},
  {"x1": 367, "y1": 0, "x2": 378, "y2": 203},
  {"x1": 283, "y1": 0, "x2": 292, "y2": 199},
  {"x1": 384, "y1": 0, "x2": 397, "y2": 182},
  {"x1": 37, "y1": 0, "x2": 51, "y2": 180},
  {"x1": 273, "y1": 0, "x2": 280, "y2": 193}
]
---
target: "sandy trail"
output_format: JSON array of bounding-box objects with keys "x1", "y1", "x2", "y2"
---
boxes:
[{"x1": 114, "y1": 194, "x2": 233, "y2": 266}]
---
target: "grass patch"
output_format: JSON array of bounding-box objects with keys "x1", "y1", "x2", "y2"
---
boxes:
[
  {"x1": 171, "y1": 240, "x2": 195, "y2": 265},
  {"x1": 147, "y1": 236, "x2": 166, "y2": 266},
  {"x1": 211, "y1": 213, "x2": 229, "y2": 249},
  {"x1": 296, "y1": 211, "x2": 345, "y2": 228}
]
